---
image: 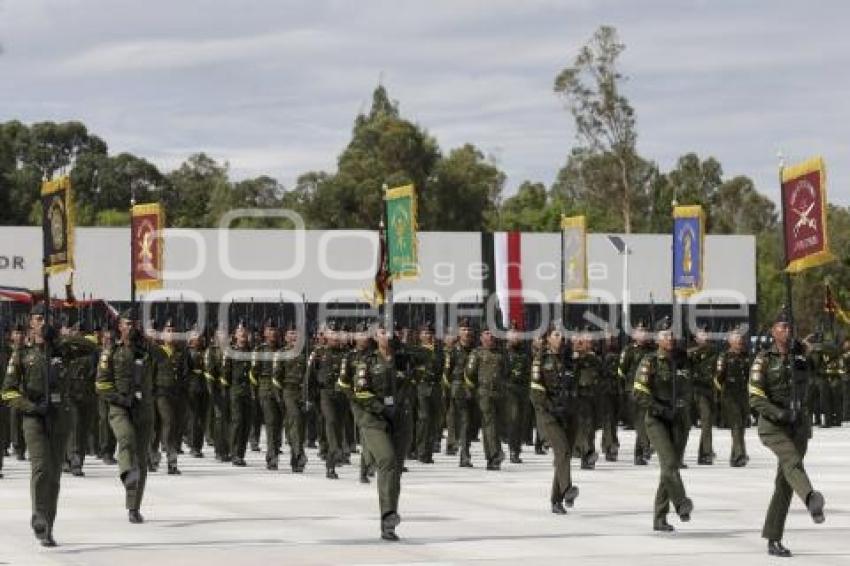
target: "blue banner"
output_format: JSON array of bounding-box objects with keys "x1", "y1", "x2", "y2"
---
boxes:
[{"x1": 672, "y1": 206, "x2": 704, "y2": 297}]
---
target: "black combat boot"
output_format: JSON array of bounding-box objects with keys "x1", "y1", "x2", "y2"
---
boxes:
[
  {"x1": 653, "y1": 518, "x2": 674, "y2": 532},
  {"x1": 380, "y1": 512, "x2": 401, "y2": 541},
  {"x1": 128, "y1": 509, "x2": 144, "y2": 524},
  {"x1": 768, "y1": 540, "x2": 792, "y2": 557},
  {"x1": 807, "y1": 490, "x2": 825, "y2": 524}
]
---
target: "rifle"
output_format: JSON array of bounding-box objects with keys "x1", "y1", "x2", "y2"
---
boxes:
[{"x1": 301, "y1": 292, "x2": 312, "y2": 412}]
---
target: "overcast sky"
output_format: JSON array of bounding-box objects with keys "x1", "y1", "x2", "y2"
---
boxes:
[{"x1": 1, "y1": 0, "x2": 849, "y2": 206}]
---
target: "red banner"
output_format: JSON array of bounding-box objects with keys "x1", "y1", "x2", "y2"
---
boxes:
[
  {"x1": 781, "y1": 157, "x2": 834, "y2": 273},
  {"x1": 131, "y1": 203, "x2": 164, "y2": 292}
]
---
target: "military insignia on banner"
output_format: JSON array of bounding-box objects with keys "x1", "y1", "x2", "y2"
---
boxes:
[
  {"x1": 41, "y1": 176, "x2": 74, "y2": 275},
  {"x1": 561, "y1": 215, "x2": 587, "y2": 301},
  {"x1": 672, "y1": 205, "x2": 705, "y2": 298},
  {"x1": 781, "y1": 157, "x2": 835, "y2": 273},
  {"x1": 384, "y1": 184, "x2": 418, "y2": 280},
  {"x1": 131, "y1": 203, "x2": 165, "y2": 292}
]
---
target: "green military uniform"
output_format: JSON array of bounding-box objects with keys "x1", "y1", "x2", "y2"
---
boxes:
[
  {"x1": 599, "y1": 344, "x2": 621, "y2": 461},
  {"x1": 446, "y1": 341, "x2": 476, "y2": 466},
  {"x1": 749, "y1": 343, "x2": 825, "y2": 548},
  {"x1": 2, "y1": 327, "x2": 96, "y2": 544},
  {"x1": 96, "y1": 340, "x2": 117, "y2": 464},
  {"x1": 530, "y1": 344, "x2": 579, "y2": 514},
  {"x1": 344, "y1": 345, "x2": 411, "y2": 540},
  {"x1": 465, "y1": 342, "x2": 507, "y2": 470},
  {"x1": 806, "y1": 340, "x2": 826, "y2": 427},
  {"x1": 150, "y1": 342, "x2": 187, "y2": 473},
  {"x1": 64, "y1": 337, "x2": 98, "y2": 476},
  {"x1": 689, "y1": 342, "x2": 718, "y2": 464},
  {"x1": 618, "y1": 339, "x2": 654, "y2": 464},
  {"x1": 339, "y1": 342, "x2": 373, "y2": 482},
  {"x1": 812, "y1": 343, "x2": 844, "y2": 427},
  {"x1": 253, "y1": 342, "x2": 283, "y2": 469},
  {"x1": 842, "y1": 346, "x2": 850, "y2": 421},
  {"x1": 411, "y1": 341, "x2": 442, "y2": 463},
  {"x1": 634, "y1": 346, "x2": 693, "y2": 530},
  {"x1": 714, "y1": 347, "x2": 750, "y2": 466},
  {"x1": 204, "y1": 341, "x2": 230, "y2": 462},
  {"x1": 504, "y1": 341, "x2": 530, "y2": 463},
  {"x1": 222, "y1": 343, "x2": 253, "y2": 465},
  {"x1": 574, "y1": 348, "x2": 601, "y2": 469},
  {"x1": 306, "y1": 342, "x2": 347, "y2": 478},
  {"x1": 96, "y1": 332, "x2": 155, "y2": 521},
  {"x1": 0, "y1": 341, "x2": 7, "y2": 478},
  {"x1": 275, "y1": 342, "x2": 308, "y2": 472},
  {"x1": 186, "y1": 344, "x2": 210, "y2": 457}
]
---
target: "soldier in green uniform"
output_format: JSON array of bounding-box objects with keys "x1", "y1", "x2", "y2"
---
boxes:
[
  {"x1": 806, "y1": 333, "x2": 826, "y2": 427},
  {"x1": 812, "y1": 337, "x2": 844, "y2": 428},
  {"x1": 618, "y1": 321, "x2": 653, "y2": 465},
  {"x1": 276, "y1": 322, "x2": 308, "y2": 473},
  {"x1": 204, "y1": 329, "x2": 230, "y2": 462},
  {"x1": 0, "y1": 323, "x2": 9, "y2": 479},
  {"x1": 149, "y1": 320, "x2": 185, "y2": 475},
  {"x1": 8, "y1": 324, "x2": 28, "y2": 461},
  {"x1": 447, "y1": 319, "x2": 477, "y2": 467},
  {"x1": 599, "y1": 334, "x2": 621, "y2": 461},
  {"x1": 339, "y1": 322, "x2": 374, "y2": 483},
  {"x1": 253, "y1": 319, "x2": 283, "y2": 470},
  {"x1": 96, "y1": 307, "x2": 155, "y2": 525},
  {"x1": 2, "y1": 303, "x2": 97, "y2": 545},
  {"x1": 63, "y1": 323, "x2": 98, "y2": 477},
  {"x1": 633, "y1": 317, "x2": 693, "y2": 532},
  {"x1": 306, "y1": 321, "x2": 347, "y2": 479},
  {"x1": 441, "y1": 330, "x2": 458, "y2": 455},
  {"x1": 530, "y1": 324, "x2": 579, "y2": 515},
  {"x1": 97, "y1": 328, "x2": 118, "y2": 465},
  {"x1": 465, "y1": 325, "x2": 507, "y2": 470},
  {"x1": 186, "y1": 329, "x2": 210, "y2": 458},
  {"x1": 223, "y1": 321, "x2": 253, "y2": 466},
  {"x1": 412, "y1": 321, "x2": 442, "y2": 464},
  {"x1": 504, "y1": 323, "x2": 530, "y2": 464},
  {"x1": 574, "y1": 331, "x2": 601, "y2": 469},
  {"x1": 342, "y1": 321, "x2": 410, "y2": 541},
  {"x1": 713, "y1": 328, "x2": 751, "y2": 467},
  {"x1": 841, "y1": 339, "x2": 850, "y2": 422},
  {"x1": 689, "y1": 326, "x2": 718, "y2": 465},
  {"x1": 749, "y1": 309, "x2": 826, "y2": 557}
]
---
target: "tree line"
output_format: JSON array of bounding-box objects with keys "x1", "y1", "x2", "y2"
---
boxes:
[{"x1": 0, "y1": 26, "x2": 848, "y2": 333}]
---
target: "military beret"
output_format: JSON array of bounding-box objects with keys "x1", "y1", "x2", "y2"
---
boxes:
[
  {"x1": 264, "y1": 317, "x2": 278, "y2": 329},
  {"x1": 419, "y1": 320, "x2": 435, "y2": 333},
  {"x1": 119, "y1": 307, "x2": 138, "y2": 321},
  {"x1": 655, "y1": 316, "x2": 673, "y2": 332},
  {"x1": 774, "y1": 306, "x2": 791, "y2": 325},
  {"x1": 30, "y1": 302, "x2": 47, "y2": 316},
  {"x1": 458, "y1": 317, "x2": 473, "y2": 329}
]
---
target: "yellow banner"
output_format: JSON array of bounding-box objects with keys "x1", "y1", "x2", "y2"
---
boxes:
[
  {"x1": 561, "y1": 215, "x2": 587, "y2": 301},
  {"x1": 131, "y1": 203, "x2": 165, "y2": 292},
  {"x1": 41, "y1": 176, "x2": 74, "y2": 275}
]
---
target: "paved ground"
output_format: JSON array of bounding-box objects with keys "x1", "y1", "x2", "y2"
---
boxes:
[{"x1": 1, "y1": 426, "x2": 848, "y2": 565}]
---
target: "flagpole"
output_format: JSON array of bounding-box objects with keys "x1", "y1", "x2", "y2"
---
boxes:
[
  {"x1": 129, "y1": 188, "x2": 137, "y2": 308},
  {"x1": 560, "y1": 216, "x2": 565, "y2": 329},
  {"x1": 777, "y1": 152, "x2": 801, "y2": 415}
]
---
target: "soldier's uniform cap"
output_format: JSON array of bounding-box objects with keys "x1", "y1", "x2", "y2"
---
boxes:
[
  {"x1": 458, "y1": 317, "x2": 473, "y2": 329},
  {"x1": 774, "y1": 306, "x2": 791, "y2": 325},
  {"x1": 119, "y1": 307, "x2": 138, "y2": 321},
  {"x1": 30, "y1": 302, "x2": 47, "y2": 316},
  {"x1": 655, "y1": 316, "x2": 673, "y2": 332},
  {"x1": 419, "y1": 320, "x2": 435, "y2": 333},
  {"x1": 354, "y1": 321, "x2": 370, "y2": 333},
  {"x1": 634, "y1": 319, "x2": 648, "y2": 330},
  {"x1": 264, "y1": 317, "x2": 278, "y2": 329},
  {"x1": 325, "y1": 320, "x2": 338, "y2": 332}
]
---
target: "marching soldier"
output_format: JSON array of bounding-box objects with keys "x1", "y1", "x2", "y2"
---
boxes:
[
  {"x1": 574, "y1": 331, "x2": 601, "y2": 469},
  {"x1": 1, "y1": 303, "x2": 96, "y2": 545},
  {"x1": 186, "y1": 329, "x2": 210, "y2": 458},
  {"x1": 223, "y1": 321, "x2": 253, "y2": 466},
  {"x1": 689, "y1": 326, "x2": 718, "y2": 465},
  {"x1": 342, "y1": 322, "x2": 411, "y2": 541},
  {"x1": 634, "y1": 317, "x2": 693, "y2": 532},
  {"x1": 618, "y1": 321, "x2": 653, "y2": 465},
  {"x1": 530, "y1": 324, "x2": 579, "y2": 515},
  {"x1": 64, "y1": 323, "x2": 98, "y2": 477},
  {"x1": 599, "y1": 334, "x2": 621, "y2": 461},
  {"x1": 713, "y1": 328, "x2": 751, "y2": 467},
  {"x1": 339, "y1": 322, "x2": 374, "y2": 483},
  {"x1": 441, "y1": 330, "x2": 458, "y2": 455},
  {"x1": 412, "y1": 321, "x2": 442, "y2": 464},
  {"x1": 276, "y1": 322, "x2": 308, "y2": 473},
  {"x1": 253, "y1": 319, "x2": 283, "y2": 470},
  {"x1": 204, "y1": 329, "x2": 230, "y2": 462},
  {"x1": 465, "y1": 324, "x2": 507, "y2": 470},
  {"x1": 811, "y1": 338, "x2": 844, "y2": 428},
  {"x1": 749, "y1": 308, "x2": 825, "y2": 557},
  {"x1": 447, "y1": 318, "x2": 477, "y2": 468},
  {"x1": 504, "y1": 323, "x2": 530, "y2": 464},
  {"x1": 305, "y1": 321, "x2": 347, "y2": 479},
  {"x1": 97, "y1": 328, "x2": 118, "y2": 465},
  {"x1": 842, "y1": 339, "x2": 850, "y2": 422},
  {"x1": 96, "y1": 307, "x2": 155, "y2": 525},
  {"x1": 149, "y1": 320, "x2": 186, "y2": 475}
]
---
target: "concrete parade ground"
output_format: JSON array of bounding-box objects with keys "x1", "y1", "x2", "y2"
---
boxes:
[{"x1": 1, "y1": 426, "x2": 848, "y2": 566}]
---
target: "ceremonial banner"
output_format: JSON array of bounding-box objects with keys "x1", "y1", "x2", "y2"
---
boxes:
[
  {"x1": 672, "y1": 205, "x2": 705, "y2": 298},
  {"x1": 384, "y1": 184, "x2": 418, "y2": 279},
  {"x1": 781, "y1": 157, "x2": 835, "y2": 273},
  {"x1": 561, "y1": 215, "x2": 587, "y2": 301},
  {"x1": 131, "y1": 203, "x2": 164, "y2": 292},
  {"x1": 41, "y1": 176, "x2": 74, "y2": 275},
  {"x1": 370, "y1": 222, "x2": 391, "y2": 306}
]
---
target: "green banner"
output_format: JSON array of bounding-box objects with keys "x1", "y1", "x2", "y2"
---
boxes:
[{"x1": 384, "y1": 184, "x2": 418, "y2": 279}]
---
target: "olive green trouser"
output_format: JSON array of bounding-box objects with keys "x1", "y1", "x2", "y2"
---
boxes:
[
  {"x1": 503, "y1": 385, "x2": 528, "y2": 457},
  {"x1": 695, "y1": 392, "x2": 714, "y2": 460},
  {"x1": 187, "y1": 385, "x2": 209, "y2": 454},
  {"x1": 258, "y1": 385, "x2": 283, "y2": 465},
  {"x1": 451, "y1": 382, "x2": 474, "y2": 464},
  {"x1": 282, "y1": 387, "x2": 306, "y2": 467},
  {"x1": 535, "y1": 408, "x2": 576, "y2": 504},
  {"x1": 721, "y1": 392, "x2": 748, "y2": 464},
  {"x1": 478, "y1": 390, "x2": 503, "y2": 466},
  {"x1": 758, "y1": 418, "x2": 813, "y2": 541},
  {"x1": 320, "y1": 388, "x2": 346, "y2": 469},
  {"x1": 598, "y1": 391, "x2": 620, "y2": 455},
  {"x1": 109, "y1": 404, "x2": 152, "y2": 511},
  {"x1": 355, "y1": 405, "x2": 410, "y2": 519},
  {"x1": 416, "y1": 383, "x2": 441, "y2": 460},
  {"x1": 575, "y1": 391, "x2": 597, "y2": 459},
  {"x1": 646, "y1": 414, "x2": 689, "y2": 521},
  {"x1": 230, "y1": 393, "x2": 252, "y2": 460},
  {"x1": 631, "y1": 393, "x2": 650, "y2": 460},
  {"x1": 66, "y1": 395, "x2": 95, "y2": 470},
  {"x1": 151, "y1": 395, "x2": 179, "y2": 467},
  {"x1": 0, "y1": 404, "x2": 8, "y2": 472},
  {"x1": 98, "y1": 398, "x2": 116, "y2": 459},
  {"x1": 23, "y1": 410, "x2": 70, "y2": 532}
]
